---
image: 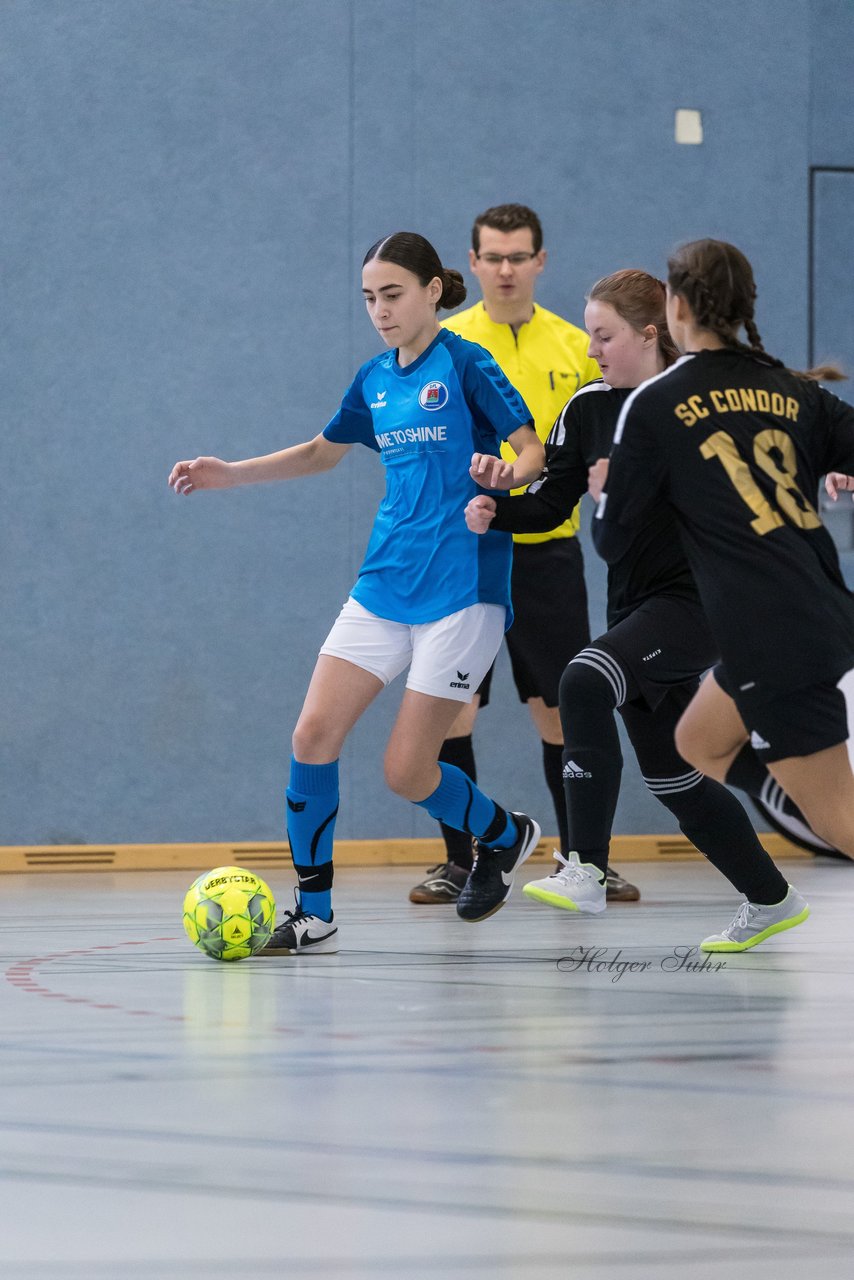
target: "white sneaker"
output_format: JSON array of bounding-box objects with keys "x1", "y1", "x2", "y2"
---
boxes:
[
  {"x1": 260, "y1": 891, "x2": 339, "y2": 955},
  {"x1": 523, "y1": 850, "x2": 607, "y2": 914},
  {"x1": 700, "y1": 885, "x2": 809, "y2": 953}
]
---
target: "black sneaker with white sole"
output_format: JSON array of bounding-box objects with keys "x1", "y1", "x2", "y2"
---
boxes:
[
  {"x1": 456, "y1": 813, "x2": 541, "y2": 922},
  {"x1": 260, "y1": 891, "x2": 338, "y2": 955}
]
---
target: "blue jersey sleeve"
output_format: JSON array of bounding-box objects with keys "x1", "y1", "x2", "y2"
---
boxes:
[
  {"x1": 456, "y1": 342, "x2": 533, "y2": 443},
  {"x1": 323, "y1": 365, "x2": 379, "y2": 450}
]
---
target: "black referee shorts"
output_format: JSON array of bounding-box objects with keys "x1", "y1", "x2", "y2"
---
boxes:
[{"x1": 503, "y1": 537, "x2": 591, "y2": 707}]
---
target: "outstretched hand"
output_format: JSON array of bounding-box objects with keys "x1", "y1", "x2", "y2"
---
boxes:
[
  {"x1": 168, "y1": 456, "x2": 234, "y2": 495},
  {"x1": 825, "y1": 472, "x2": 854, "y2": 502},
  {"x1": 465, "y1": 494, "x2": 498, "y2": 534},
  {"x1": 470, "y1": 453, "x2": 517, "y2": 490}
]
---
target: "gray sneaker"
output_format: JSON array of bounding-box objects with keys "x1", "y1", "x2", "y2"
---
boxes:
[{"x1": 700, "y1": 885, "x2": 809, "y2": 953}]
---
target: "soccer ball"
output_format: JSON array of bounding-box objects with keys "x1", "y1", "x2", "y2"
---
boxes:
[{"x1": 182, "y1": 865, "x2": 276, "y2": 961}]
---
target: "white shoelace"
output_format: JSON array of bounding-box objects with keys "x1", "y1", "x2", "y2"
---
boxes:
[
  {"x1": 549, "y1": 850, "x2": 589, "y2": 885},
  {"x1": 727, "y1": 900, "x2": 759, "y2": 934}
]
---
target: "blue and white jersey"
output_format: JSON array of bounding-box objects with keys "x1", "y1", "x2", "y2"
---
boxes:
[{"x1": 323, "y1": 328, "x2": 533, "y2": 625}]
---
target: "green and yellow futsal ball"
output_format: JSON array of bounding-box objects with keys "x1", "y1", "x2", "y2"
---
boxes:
[{"x1": 182, "y1": 865, "x2": 276, "y2": 961}]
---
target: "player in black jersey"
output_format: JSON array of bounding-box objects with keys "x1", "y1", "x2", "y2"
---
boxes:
[
  {"x1": 467, "y1": 269, "x2": 807, "y2": 951},
  {"x1": 595, "y1": 239, "x2": 854, "y2": 944}
]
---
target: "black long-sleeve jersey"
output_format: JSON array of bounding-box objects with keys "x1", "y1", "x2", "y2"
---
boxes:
[
  {"x1": 488, "y1": 379, "x2": 698, "y2": 626},
  {"x1": 594, "y1": 348, "x2": 854, "y2": 696}
]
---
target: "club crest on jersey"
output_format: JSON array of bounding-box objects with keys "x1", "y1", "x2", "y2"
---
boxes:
[{"x1": 419, "y1": 381, "x2": 449, "y2": 411}]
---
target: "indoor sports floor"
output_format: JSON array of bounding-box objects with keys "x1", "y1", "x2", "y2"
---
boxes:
[{"x1": 2, "y1": 856, "x2": 854, "y2": 1279}]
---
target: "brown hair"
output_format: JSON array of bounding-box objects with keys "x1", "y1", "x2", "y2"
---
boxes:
[
  {"x1": 587, "y1": 268, "x2": 679, "y2": 367},
  {"x1": 472, "y1": 203, "x2": 543, "y2": 255},
  {"x1": 363, "y1": 232, "x2": 466, "y2": 310},
  {"x1": 667, "y1": 239, "x2": 845, "y2": 382}
]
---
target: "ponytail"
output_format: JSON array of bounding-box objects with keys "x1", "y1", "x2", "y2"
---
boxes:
[{"x1": 668, "y1": 239, "x2": 846, "y2": 382}]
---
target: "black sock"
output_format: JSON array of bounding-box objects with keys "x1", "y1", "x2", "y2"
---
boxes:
[
  {"x1": 661, "y1": 775, "x2": 788, "y2": 904},
  {"x1": 725, "y1": 743, "x2": 774, "y2": 796},
  {"x1": 542, "y1": 740, "x2": 569, "y2": 855},
  {"x1": 558, "y1": 659, "x2": 623, "y2": 879},
  {"x1": 436, "y1": 735, "x2": 476, "y2": 871},
  {"x1": 725, "y1": 743, "x2": 810, "y2": 827}
]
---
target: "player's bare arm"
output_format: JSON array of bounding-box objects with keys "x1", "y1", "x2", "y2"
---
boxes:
[
  {"x1": 470, "y1": 425, "x2": 544, "y2": 490},
  {"x1": 169, "y1": 434, "x2": 350, "y2": 495}
]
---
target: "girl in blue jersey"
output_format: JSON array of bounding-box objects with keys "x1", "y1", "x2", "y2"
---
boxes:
[{"x1": 169, "y1": 232, "x2": 545, "y2": 952}]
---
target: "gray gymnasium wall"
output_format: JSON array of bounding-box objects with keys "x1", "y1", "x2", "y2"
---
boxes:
[{"x1": 1, "y1": 0, "x2": 851, "y2": 845}]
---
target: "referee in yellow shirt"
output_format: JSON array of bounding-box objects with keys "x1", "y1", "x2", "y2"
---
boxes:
[{"x1": 409, "y1": 204, "x2": 640, "y2": 904}]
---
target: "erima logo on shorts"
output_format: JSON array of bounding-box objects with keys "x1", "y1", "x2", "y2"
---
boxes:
[
  {"x1": 750, "y1": 730, "x2": 771, "y2": 750},
  {"x1": 419, "y1": 381, "x2": 449, "y2": 410},
  {"x1": 370, "y1": 390, "x2": 388, "y2": 409},
  {"x1": 450, "y1": 670, "x2": 470, "y2": 689},
  {"x1": 563, "y1": 759, "x2": 592, "y2": 779}
]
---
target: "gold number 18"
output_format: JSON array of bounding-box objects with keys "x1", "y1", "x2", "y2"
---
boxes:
[{"x1": 700, "y1": 429, "x2": 820, "y2": 535}]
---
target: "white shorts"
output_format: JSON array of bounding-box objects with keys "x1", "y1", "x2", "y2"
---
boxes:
[{"x1": 319, "y1": 597, "x2": 507, "y2": 703}]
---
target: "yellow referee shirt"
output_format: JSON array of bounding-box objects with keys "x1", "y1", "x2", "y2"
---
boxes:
[{"x1": 443, "y1": 303, "x2": 601, "y2": 543}]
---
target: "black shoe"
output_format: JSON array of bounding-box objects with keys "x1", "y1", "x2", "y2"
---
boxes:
[
  {"x1": 605, "y1": 867, "x2": 641, "y2": 902},
  {"x1": 259, "y1": 891, "x2": 338, "y2": 955},
  {"x1": 456, "y1": 813, "x2": 541, "y2": 922},
  {"x1": 409, "y1": 861, "x2": 470, "y2": 904}
]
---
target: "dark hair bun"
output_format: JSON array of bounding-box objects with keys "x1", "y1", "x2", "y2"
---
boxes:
[{"x1": 439, "y1": 268, "x2": 467, "y2": 311}]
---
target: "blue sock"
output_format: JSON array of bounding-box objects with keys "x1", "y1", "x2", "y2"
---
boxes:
[
  {"x1": 286, "y1": 757, "x2": 338, "y2": 921},
  {"x1": 414, "y1": 763, "x2": 517, "y2": 849}
]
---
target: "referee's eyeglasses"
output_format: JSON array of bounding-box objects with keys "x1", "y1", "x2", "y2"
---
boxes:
[{"x1": 475, "y1": 252, "x2": 538, "y2": 266}]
